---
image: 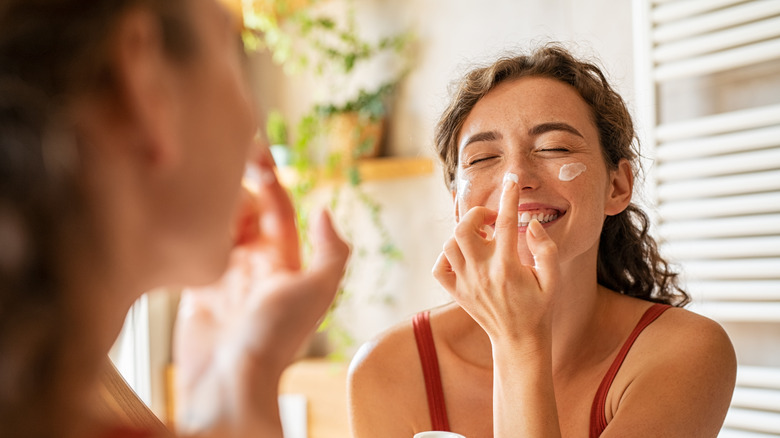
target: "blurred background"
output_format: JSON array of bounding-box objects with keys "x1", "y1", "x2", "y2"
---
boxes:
[{"x1": 110, "y1": 0, "x2": 780, "y2": 436}]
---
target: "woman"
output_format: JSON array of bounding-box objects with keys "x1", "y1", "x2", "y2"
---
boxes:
[
  {"x1": 348, "y1": 45, "x2": 736, "y2": 437},
  {"x1": 0, "y1": 0, "x2": 348, "y2": 437}
]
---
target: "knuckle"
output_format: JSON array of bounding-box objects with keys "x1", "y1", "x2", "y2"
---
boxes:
[{"x1": 454, "y1": 223, "x2": 471, "y2": 239}]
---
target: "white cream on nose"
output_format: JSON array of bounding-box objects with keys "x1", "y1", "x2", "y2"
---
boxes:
[{"x1": 558, "y1": 162, "x2": 587, "y2": 181}]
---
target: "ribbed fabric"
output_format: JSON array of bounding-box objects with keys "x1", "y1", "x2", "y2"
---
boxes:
[
  {"x1": 589, "y1": 303, "x2": 671, "y2": 437},
  {"x1": 413, "y1": 311, "x2": 451, "y2": 431}
]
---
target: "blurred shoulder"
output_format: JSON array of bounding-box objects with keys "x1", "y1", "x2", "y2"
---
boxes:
[
  {"x1": 348, "y1": 312, "x2": 421, "y2": 386},
  {"x1": 347, "y1": 309, "x2": 435, "y2": 436}
]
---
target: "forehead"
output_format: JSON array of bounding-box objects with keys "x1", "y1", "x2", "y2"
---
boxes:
[{"x1": 458, "y1": 76, "x2": 597, "y2": 147}]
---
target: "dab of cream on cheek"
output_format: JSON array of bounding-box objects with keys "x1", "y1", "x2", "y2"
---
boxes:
[
  {"x1": 558, "y1": 162, "x2": 587, "y2": 182},
  {"x1": 457, "y1": 177, "x2": 472, "y2": 200}
]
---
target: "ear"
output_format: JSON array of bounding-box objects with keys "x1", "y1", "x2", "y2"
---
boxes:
[
  {"x1": 605, "y1": 159, "x2": 633, "y2": 216},
  {"x1": 112, "y1": 6, "x2": 181, "y2": 168}
]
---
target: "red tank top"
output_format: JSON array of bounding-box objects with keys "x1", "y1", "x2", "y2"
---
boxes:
[{"x1": 413, "y1": 303, "x2": 670, "y2": 436}]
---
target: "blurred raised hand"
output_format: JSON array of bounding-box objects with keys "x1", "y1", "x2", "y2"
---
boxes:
[{"x1": 173, "y1": 148, "x2": 349, "y2": 437}]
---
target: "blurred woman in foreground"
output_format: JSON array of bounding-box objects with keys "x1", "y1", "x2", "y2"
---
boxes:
[{"x1": 0, "y1": 0, "x2": 348, "y2": 437}]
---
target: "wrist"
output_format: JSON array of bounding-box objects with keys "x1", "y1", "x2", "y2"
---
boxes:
[{"x1": 490, "y1": 332, "x2": 552, "y2": 371}]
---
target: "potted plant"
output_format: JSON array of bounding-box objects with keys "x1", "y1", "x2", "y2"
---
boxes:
[{"x1": 243, "y1": 0, "x2": 412, "y2": 355}]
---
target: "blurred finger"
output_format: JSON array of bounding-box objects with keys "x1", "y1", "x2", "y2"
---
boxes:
[
  {"x1": 308, "y1": 209, "x2": 350, "y2": 285},
  {"x1": 244, "y1": 157, "x2": 301, "y2": 270}
]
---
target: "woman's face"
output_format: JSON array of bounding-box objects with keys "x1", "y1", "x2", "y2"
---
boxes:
[
  {"x1": 162, "y1": 0, "x2": 256, "y2": 283},
  {"x1": 454, "y1": 76, "x2": 631, "y2": 266}
]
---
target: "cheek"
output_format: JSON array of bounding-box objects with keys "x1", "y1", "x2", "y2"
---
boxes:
[{"x1": 455, "y1": 171, "x2": 502, "y2": 212}]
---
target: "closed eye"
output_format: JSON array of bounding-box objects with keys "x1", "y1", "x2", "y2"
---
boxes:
[{"x1": 467, "y1": 156, "x2": 498, "y2": 165}]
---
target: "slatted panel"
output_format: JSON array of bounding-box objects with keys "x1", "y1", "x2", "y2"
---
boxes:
[
  {"x1": 652, "y1": 0, "x2": 753, "y2": 24},
  {"x1": 634, "y1": 1, "x2": 780, "y2": 436},
  {"x1": 722, "y1": 367, "x2": 780, "y2": 435},
  {"x1": 652, "y1": 1, "x2": 780, "y2": 43},
  {"x1": 655, "y1": 104, "x2": 780, "y2": 142},
  {"x1": 656, "y1": 125, "x2": 780, "y2": 161},
  {"x1": 660, "y1": 215, "x2": 780, "y2": 240},
  {"x1": 654, "y1": 16, "x2": 780, "y2": 63}
]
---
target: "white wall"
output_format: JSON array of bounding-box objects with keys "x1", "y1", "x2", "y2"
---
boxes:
[{"x1": 249, "y1": 0, "x2": 637, "y2": 357}]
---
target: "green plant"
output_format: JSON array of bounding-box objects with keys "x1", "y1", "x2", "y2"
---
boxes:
[
  {"x1": 266, "y1": 109, "x2": 288, "y2": 145},
  {"x1": 315, "y1": 82, "x2": 395, "y2": 121},
  {"x1": 245, "y1": 0, "x2": 412, "y2": 355}
]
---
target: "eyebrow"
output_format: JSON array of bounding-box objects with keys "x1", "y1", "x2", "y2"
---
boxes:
[
  {"x1": 528, "y1": 122, "x2": 584, "y2": 138},
  {"x1": 460, "y1": 130, "x2": 502, "y2": 150},
  {"x1": 459, "y1": 122, "x2": 584, "y2": 151}
]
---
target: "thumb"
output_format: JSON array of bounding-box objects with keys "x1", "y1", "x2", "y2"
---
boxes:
[
  {"x1": 309, "y1": 209, "x2": 350, "y2": 281},
  {"x1": 526, "y1": 219, "x2": 560, "y2": 293}
]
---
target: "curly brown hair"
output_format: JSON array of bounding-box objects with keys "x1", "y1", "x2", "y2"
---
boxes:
[
  {"x1": 0, "y1": 1, "x2": 194, "y2": 436},
  {"x1": 435, "y1": 44, "x2": 689, "y2": 307}
]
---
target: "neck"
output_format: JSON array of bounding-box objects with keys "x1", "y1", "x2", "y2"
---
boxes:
[{"x1": 548, "y1": 250, "x2": 622, "y2": 376}]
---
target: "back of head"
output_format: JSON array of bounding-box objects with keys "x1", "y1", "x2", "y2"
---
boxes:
[
  {"x1": 0, "y1": 1, "x2": 192, "y2": 436},
  {"x1": 435, "y1": 44, "x2": 689, "y2": 307}
]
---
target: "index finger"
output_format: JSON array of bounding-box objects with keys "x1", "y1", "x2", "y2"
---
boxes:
[
  {"x1": 240, "y1": 145, "x2": 301, "y2": 270},
  {"x1": 495, "y1": 172, "x2": 519, "y2": 258}
]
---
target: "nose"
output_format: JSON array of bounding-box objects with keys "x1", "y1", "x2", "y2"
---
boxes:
[{"x1": 506, "y1": 153, "x2": 541, "y2": 191}]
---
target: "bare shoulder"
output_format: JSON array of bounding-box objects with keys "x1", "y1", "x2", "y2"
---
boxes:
[
  {"x1": 348, "y1": 313, "x2": 422, "y2": 390},
  {"x1": 347, "y1": 312, "x2": 428, "y2": 437},
  {"x1": 638, "y1": 306, "x2": 735, "y2": 367},
  {"x1": 605, "y1": 305, "x2": 737, "y2": 437}
]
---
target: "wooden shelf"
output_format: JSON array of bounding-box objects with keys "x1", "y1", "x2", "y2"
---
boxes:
[
  {"x1": 279, "y1": 359, "x2": 349, "y2": 438},
  {"x1": 357, "y1": 156, "x2": 434, "y2": 181},
  {"x1": 277, "y1": 156, "x2": 434, "y2": 187}
]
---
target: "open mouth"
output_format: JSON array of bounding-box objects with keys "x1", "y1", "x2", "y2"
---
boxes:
[{"x1": 518, "y1": 209, "x2": 564, "y2": 227}]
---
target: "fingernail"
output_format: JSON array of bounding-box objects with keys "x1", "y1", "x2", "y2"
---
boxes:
[
  {"x1": 528, "y1": 219, "x2": 541, "y2": 237},
  {"x1": 503, "y1": 172, "x2": 518, "y2": 188}
]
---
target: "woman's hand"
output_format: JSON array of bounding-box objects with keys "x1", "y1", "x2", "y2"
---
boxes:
[
  {"x1": 433, "y1": 175, "x2": 563, "y2": 437},
  {"x1": 433, "y1": 175, "x2": 560, "y2": 347},
  {"x1": 172, "y1": 148, "x2": 349, "y2": 437}
]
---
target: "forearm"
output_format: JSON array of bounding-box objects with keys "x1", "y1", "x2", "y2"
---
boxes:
[
  {"x1": 177, "y1": 354, "x2": 285, "y2": 438},
  {"x1": 230, "y1": 353, "x2": 286, "y2": 437},
  {"x1": 492, "y1": 340, "x2": 561, "y2": 438}
]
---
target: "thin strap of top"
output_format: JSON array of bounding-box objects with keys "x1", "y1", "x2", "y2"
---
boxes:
[
  {"x1": 589, "y1": 303, "x2": 672, "y2": 437},
  {"x1": 413, "y1": 311, "x2": 451, "y2": 431}
]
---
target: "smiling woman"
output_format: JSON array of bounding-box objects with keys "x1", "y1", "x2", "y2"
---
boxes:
[{"x1": 347, "y1": 45, "x2": 737, "y2": 438}]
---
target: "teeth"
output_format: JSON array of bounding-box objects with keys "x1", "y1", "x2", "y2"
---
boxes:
[
  {"x1": 520, "y1": 212, "x2": 531, "y2": 223},
  {"x1": 518, "y1": 212, "x2": 558, "y2": 226}
]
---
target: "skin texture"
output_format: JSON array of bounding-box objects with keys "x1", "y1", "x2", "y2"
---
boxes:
[
  {"x1": 348, "y1": 77, "x2": 736, "y2": 438},
  {"x1": 61, "y1": 1, "x2": 350, "y2": 436}
]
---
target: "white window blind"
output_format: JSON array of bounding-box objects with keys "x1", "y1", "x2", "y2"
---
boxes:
[
  {"x1": 633, "y1": 0, "x2": 780, "y2": 435},
  {"x1": 108, "y1": 294, "x2": 152, "y2": 406}
]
